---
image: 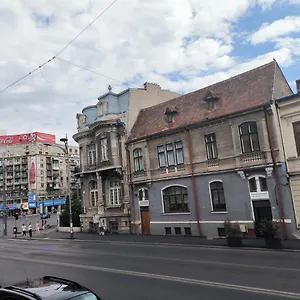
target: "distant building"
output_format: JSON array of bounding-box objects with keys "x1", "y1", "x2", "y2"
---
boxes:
[
  {"x1": 73, "y1": 83, "x2": 180, "y2": 233},
  {"x1": 276, "y1": 80, "x2": 300, "y2": 232},
  {"x1": 126, "y1": 61, "x2": 296, "y2": 238},
  {"x1": 0, "y1": 132, "x2": 80, "y2": 215}
]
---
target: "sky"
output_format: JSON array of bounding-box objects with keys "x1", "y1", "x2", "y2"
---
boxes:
[{"x1": 0, "y1": 0, "x2": 299, "y2": 145}]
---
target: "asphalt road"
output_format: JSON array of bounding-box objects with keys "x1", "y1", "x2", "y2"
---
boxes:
[
  {"x1": 0, "y1": 213, "x2": 58, "y2": 236},
  {"x1": 0, "y1": 238, "x2": 300, "y2": 300}
]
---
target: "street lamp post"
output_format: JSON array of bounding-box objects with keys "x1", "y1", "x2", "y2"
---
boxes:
[{"x1": 44, "y1": 135, "x2": 74, "y2": 239}]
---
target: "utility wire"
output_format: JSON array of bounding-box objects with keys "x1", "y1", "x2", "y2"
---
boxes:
[
  {"x1": 56, "y1": 57, "x2": 129, "y2": 86},
  {"x1": 0, "y1": 0, "x2": 118, "y2": 94}
]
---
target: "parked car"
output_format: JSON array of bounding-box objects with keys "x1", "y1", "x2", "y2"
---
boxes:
[
  {"x1": 0, "y1": 275, "x2": 102, "y2": 299},
  {"x1": 41, "y1": 213, "x2": 51, "y2": 219}
]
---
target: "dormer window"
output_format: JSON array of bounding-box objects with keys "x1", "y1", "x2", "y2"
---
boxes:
[
  {"x1": 165, "y1": 106, "x2": 178, "y2": 123},
  {"x1": 204, "y1": 90, "x2": 219, "y2": 111}
]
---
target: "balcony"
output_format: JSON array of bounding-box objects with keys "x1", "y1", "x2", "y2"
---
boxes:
[
  {"x1": 46, "y1": 157, "x2": 52, "y2": 164},
  {"x1": 240, "y1": 151, "x2": 266, "y2": 163},
  {"x1": 14, "y1": 160, "x2": 20, "y2": 165},
  {"x1": 20, "y1": 184, "x2": 28, "y2": 190},
  {"x1": 15, "y1": 173, "x2": 21, "y2": 178},
  {"x1": 7, "y1": 181, "x2": 13, "y2": 186},
  {"x1": 21, "y1": 159, "x2": 27, "y2": 165},
  {"x1": 15, "y1": 167, "x2": 21, "y2": 172},
  {"x1": 6, "y1": 175, "x2": 13, "y2": 179},
  {"x1": 6, "y1": 161, "x2": 13, "y2": 166}
]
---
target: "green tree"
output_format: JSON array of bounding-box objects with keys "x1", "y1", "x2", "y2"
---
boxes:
[{"x1": 60, "y1": 190, "x2": 82, "y2": 227}]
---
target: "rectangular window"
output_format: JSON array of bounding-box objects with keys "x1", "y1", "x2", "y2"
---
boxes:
[
  {"x1": 157, "y1": 145, "x2": 166, "y2": 168},
  {"x1": 157, "y1": 141, "x2": 184, "y2": 168},
  {"x1": 293, "y1": 121, "x2": 300, "y2": 156},
  {"x1": 166, "y1": 143, "x2": 175, "y2": 166},
  {"x1": 174, "y1": 227, "x2": 182, "y2": 235},
  {"x1": 184, "y1": 227, "x2": 191, "y2": 236},
  {"x1": 239, "y1": 122, "x2": 260, "y2": 153},
  {"x1": 205, "y1": 133, "x2": 218, "y2": 160},
  {"x1": 165, "y1": 227, "x2": 172, "y2": 235},
  {"x1": 90, "y1": 191, "x2": 98, "y2": 206},
  {"x1": 175, "y1": 141, "x2": 184, "y2": 164},
  {"x1": 88, "y1": 147, "x2": 96, "y2": 165},
  {"x1": 133, "y1": 149, "x2": 144, "y2": 172},
  {"x1": 210, "y1": 181, "x2": 226, "y2": 212},
  {"x1": 100, "y1": 138, "x2": 108, "y2": 161}
]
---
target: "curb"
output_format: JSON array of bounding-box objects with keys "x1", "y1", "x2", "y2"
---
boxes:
[{"x1": 7, "y1": 236, "x2": 300, "y2": 252}]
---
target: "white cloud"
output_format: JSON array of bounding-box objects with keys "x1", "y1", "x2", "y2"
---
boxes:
[
  {"x1": 249, "y1": 16, "x2": 300, "y2": 44},
  {"x1": 0, "y1": 0, "x2": 298, "y2": 144}
]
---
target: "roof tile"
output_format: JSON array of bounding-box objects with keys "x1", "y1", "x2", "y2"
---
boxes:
[{"x1": 127, "y1": 61, "x2": 277, "y2": 143}]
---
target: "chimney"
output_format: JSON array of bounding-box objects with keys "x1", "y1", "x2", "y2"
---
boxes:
[
  {"x1": 296, "y1": 79, "x2": 300, "y2": 94},
  {"x1": 143, "y1": 82, "x2": 161, "y2": 91}
]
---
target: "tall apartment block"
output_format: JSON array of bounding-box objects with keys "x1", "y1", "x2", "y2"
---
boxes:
[{"x1": 0, "y1": 132, "x2": 79, "y2": 215}]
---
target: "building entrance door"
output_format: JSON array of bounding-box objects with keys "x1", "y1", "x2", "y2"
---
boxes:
[
  {"x1": 140, "y1": 209, "x2": 150, "y2": 235},
  {"x1": 253, "y1": 200, "x2": 272, "y2": 237}
]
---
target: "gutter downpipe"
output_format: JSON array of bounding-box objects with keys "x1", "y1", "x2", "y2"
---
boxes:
[
  {"x1": 264, "y1": 107, "x2": 287, "y2": 238},
  {"x1": 125, "y1": 145, "x2": 136, "y2": 234},
  {"x1": 185, "y1": 127, "x2": 201, "y2": 236}
]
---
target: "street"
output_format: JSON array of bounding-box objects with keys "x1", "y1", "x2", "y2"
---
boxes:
[
  {"x1": 0, "y1": 213, "x2": 58, "y2": 236},
  {"x1": 1, "y1": 238, "x2": 300, "y2": 299}
]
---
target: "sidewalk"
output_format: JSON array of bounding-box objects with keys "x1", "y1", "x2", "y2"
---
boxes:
[{"x1": 22, "y1": 231, "x2": 300, "y2": 250}]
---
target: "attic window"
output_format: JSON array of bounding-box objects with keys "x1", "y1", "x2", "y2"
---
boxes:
[
  {"x1": 165, "y1": 106, "x2": 178, "y2": 123},
  {"x1": 204, "y1": 90, "x2": 219, "y2": 111}
]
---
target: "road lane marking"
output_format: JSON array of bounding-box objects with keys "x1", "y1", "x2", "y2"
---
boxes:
[
  {"x1": 1, "y1": 241, "x2": 299, "y2": 273},
  {"x1": 1, "y1": 254, "x2": 300, "y2": 298}
]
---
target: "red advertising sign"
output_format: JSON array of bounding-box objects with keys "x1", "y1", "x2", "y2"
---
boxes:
[{"x1": 0, "y1": 132, "x2": 55, "y2": 146}]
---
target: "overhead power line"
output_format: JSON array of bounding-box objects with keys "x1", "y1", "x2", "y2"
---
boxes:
[
  {"x1": 0, "y1": 0, "x2": 118, "y2": 94},
  {"x1": 56, "y1": 57, "x2": 128, "y2": 86}
]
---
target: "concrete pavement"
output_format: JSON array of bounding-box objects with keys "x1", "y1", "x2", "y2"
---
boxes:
[
  {"x1": 1, "y1": 237, "x2": 300, "y2": 299},
  {"x1": 0, "y1": 213, "x2": 58, "y2": 236},
  {"x1": 24, "y1": 230, "x2": 300, "y2": 251}
]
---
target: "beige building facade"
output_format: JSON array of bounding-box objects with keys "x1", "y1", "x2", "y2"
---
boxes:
[
  {"x1": 276, "y1": 80, "x2": 300, "y2": 228},
  {"x1": 73, "y1": 83, "x2": 179, "y2": 233},
  {"x1": 0, "y1": 132, "x2": 79, "y2": 215}
]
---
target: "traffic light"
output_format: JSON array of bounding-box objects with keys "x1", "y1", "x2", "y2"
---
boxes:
[{"x1": 15, "y1": 211, "x2": 18, "y2": 220}]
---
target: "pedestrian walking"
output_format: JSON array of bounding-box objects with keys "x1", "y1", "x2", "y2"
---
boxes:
[
  {"x1": 28, "y1": 222, "x2": 32, "y2": 238},
  {"x1": 21, "y1": 224, "x2": 26, "y2": 236},
  {"x1": 36, "y1": 221, "x2": 40, "y2": 235}
]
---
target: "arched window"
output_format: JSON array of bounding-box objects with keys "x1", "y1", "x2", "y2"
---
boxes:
[
  {"x1": 209, "y1": 181, "x2": 226, "y2": 212},
  {"x1": 162, "y1": 186, "x2": 189, "y2": 213},
  {"x1": 138, "y1": 188, "x2": 149, "y2": 201},
  {"x1": 109, "y1": 178, "x2": 121, "y2": 205},
  {"x1": 133, "y1": 148, "x2": 144, "y2": 172},
  {"x1": 239, "y1": 122, "x2": 260, "y2": 153},
  {"x1": 248, "y1": 175, "x2": 268, "y2": 199},
  {"x1": 89, "y1": 180, "x2": 98, "y2": 207}
]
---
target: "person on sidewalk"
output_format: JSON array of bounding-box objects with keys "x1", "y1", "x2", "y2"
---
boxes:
[
  {"x1": 21, "y1": 224, "x2": 26, "y2": 236},
  {"x1": 36, "y1": 221, "x2": 40, "y2": 235},
  {"x1": 28, "y1": 222, "x2": 32, "y2": 238}
]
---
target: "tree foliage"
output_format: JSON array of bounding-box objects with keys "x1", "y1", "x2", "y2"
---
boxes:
[{"x1": 60, "y1": 190, "x2": 82, "y2": 227}]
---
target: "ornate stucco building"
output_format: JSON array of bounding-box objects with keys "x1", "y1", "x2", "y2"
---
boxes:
[
  {"x1": 73, "y1": 83, "x2": 179, "y2": 233},
  {"x1": 126, "y1": 61, "x2": 297, "y2": 238}
]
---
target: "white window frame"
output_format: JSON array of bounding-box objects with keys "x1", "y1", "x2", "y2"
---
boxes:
[
  {"x1": 88, "y1": 147, "x2": 96, "y2": 165},
  {"x1": 160, "y1": 184, "x2": 190, "y2": 214},
  {"x1": 89, "y1": 180, "x2": 98, "y2": 207},
  {"x1": 248, "y1": 175, "x2": 269, "y2": 200},
  {"x1": 138, "y1": 188, "x2": 148, "y2": 201},
  {"x1": 101, "y1": 138, "x2": 109, "y2": 161},
  {"x1": 208, "y1": 180, "x2": 227, "y2": 213},
  {"x1": 109, "y1": 178, "x2": 121, "y2": 206}
]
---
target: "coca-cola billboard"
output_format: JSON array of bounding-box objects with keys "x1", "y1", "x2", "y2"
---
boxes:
[{"x1": 0, "y1": 132, "x2": 55, "y2": 146}]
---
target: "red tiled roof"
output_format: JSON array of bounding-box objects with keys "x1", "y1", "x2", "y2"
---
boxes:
[{"x1": 127, "y1": 61, "x2": 277, "y2": 143}]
